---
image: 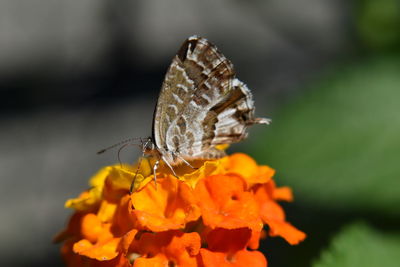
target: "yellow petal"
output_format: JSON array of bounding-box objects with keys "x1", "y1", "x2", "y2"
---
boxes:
[
  {"x1": 181, "y1": 159, "x2": 226, "y2": 188},
  {"x1": 97, "y1": 200, "x2": 118, "y2": 223},
  {"x1": 65, "y1": 166, "x2": 112, "y2": 211}
]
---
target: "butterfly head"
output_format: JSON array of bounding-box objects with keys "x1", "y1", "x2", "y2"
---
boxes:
[{"x1": 142, "y1": 137, "x2": 159, "y2": 156}]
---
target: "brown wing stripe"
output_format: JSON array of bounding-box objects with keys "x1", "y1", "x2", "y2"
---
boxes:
[{"x1": 211, "y1": 87, "x2": 245, "y2": 114}]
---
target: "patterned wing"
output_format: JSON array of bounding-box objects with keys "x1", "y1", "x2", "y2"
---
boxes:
[{"x1": 153, "y1": 36, "x2": 269, "y2": 164}]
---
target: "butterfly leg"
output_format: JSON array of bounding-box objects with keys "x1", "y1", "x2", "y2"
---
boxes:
[
  {"x1": 130, "y1": 157, "x2": 144, "y2": 193},
  {"x1": 153, "y1": 159, "x2": 159, "y2": 190},
  {"x1": 129, "y1": 138, "x2": 148, "y2": 193},
  {"x1": 161, "y1": 155, "x2": 179, "y2": 178},
  {"x1": 174, "y1": 152, "x2": 198, "y2": 170}
]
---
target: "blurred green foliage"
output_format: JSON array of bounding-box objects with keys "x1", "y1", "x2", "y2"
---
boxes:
[
  {"x1": 356, "y1": 0, "x2": 400, "y2": 51},
  {"x1": 245, "y1": 2, "x2": 400, "y2": 264},
  {"x1": 313, "y1": 222, "x2": 400, "y2": 267},
  {"x1": 251, "y1": 55, "x2": 400, "y2": 216},
  {"x1": 246, "y1": 54, "x2": 400, "y2": 266}
]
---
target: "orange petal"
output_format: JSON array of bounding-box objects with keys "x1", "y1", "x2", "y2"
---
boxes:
[
  {"x1": 194, "y1": 174, "x2": 263, "y2": 232},
  {"x1": 133, "y1": 231, "x2": 201, "y2": 267},
  {"x1": 259, "y1": 200, "x2": 286, "y2": 222},
  {"x1": 81, "y1": 213, "x2": 104, "y2": 243},
  {"x1": 198, "y1": 250, "x2": 227, "y2": 266},
  {"x1": 133, "y1": 255, "x2": 169, "y2": 267},
  {"x1": 206, "y1": 228, "x2": 252, "y2": 253},
  {"x1": 163, "y1": 231, "x2": 201, "y2": 265},
  {"x1": 254, "y1": 179, "x2": 293, "y2": 202},
  {"x1": 248, "y1": 230, "x2": 262, "y2": 250},
  {"x1": 130, "y1": 176, "x2": 201, "y2": 232},
  {"x1": 232, "y1": 250, "x2": 267, "y2": 267},
  {"x1": 108, "y1": 253, "x2": 132, "y2": 267},
  {"x1": 199, "y1": 249, "x2": 267, "y2": 267},
  {"x1": 73, "y1": 237, "x2": 120, "y2": 261},
  {"x1": 118, "y1": 229, "x2": 138, "y2": 255},
  {"x1": 253, "y1": 181, "x2": 306, "y2": 244},
  {"x1": 266, "y1": 219, "x2": 306, "y2": 245},
  {"x1": 259, "y1": 198, "x2": 306, "y2": 245},
  {"x1": 62, "y1": 249, "x2": 130, "y2": 267},
  {"x1": 112, "y1": 195, "x2": 137, "y2": 236},
  {"x1": 222, "y1": 153, "x2": 274, "y2": 189},
  {"x1": 273, "y1": 186, "x2": 293, "y2": 202}
]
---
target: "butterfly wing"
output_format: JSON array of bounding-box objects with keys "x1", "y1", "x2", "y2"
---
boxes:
[{"x1": 153, "y1": 36, "x2": 269, "y2": 164}]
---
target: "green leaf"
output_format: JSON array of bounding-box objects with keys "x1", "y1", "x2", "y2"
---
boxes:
[
  {"x1": 356, "y1": 0, "x2": 400, "y2": 51},
  {"x1": 313, "y1": 222, "x2": 400, "y2": 267},
  {"x1": 250, "y1": 55, "x2": 400, "y2": 215}
]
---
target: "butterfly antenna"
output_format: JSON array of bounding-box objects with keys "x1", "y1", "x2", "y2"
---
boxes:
[
  {"x1": 130, "y1": 139, "x2": 146, "y2": 193},
  {"x1": 97, "y1": 137, "x2": 143, "y2": 154},
  {"x1": 117, "y1": 143, "x2": 143, "y2": 168}
]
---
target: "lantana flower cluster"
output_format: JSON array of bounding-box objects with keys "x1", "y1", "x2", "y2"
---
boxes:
[{"x1": 56, "y1": 153, "x2": 306, "y2": 266}]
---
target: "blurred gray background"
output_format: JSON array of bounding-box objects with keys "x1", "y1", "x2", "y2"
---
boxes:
[{"x1": 0, "y1": 1, "x2": 352, "y2": 266}]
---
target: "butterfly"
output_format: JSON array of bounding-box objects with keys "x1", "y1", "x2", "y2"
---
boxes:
[{"x1": 99, "y1": 36, "x2": 270, "y2": 190}]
